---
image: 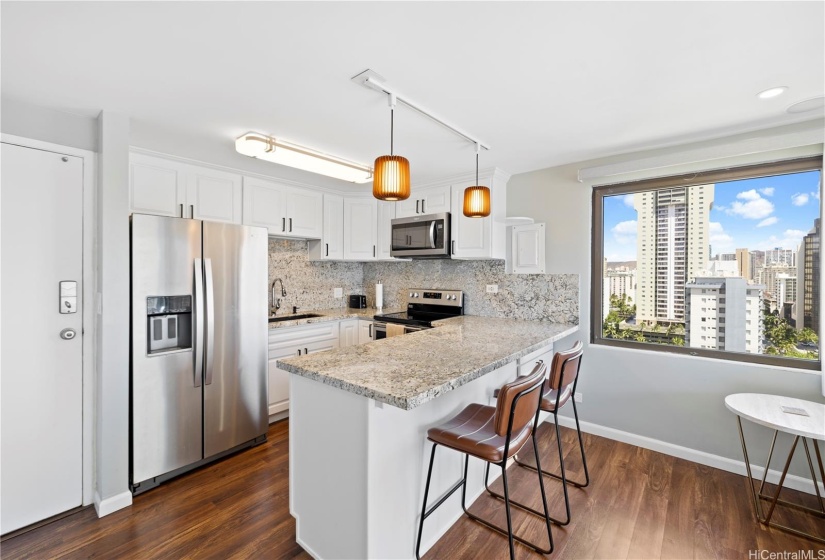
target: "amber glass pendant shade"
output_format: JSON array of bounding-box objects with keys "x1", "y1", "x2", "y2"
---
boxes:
[
  {"x1": 373, "y1": 155, "x2": 411, "y2": 201},
  {"x1": 463, "y1": 185, "x2": 491, "y2": 217}
]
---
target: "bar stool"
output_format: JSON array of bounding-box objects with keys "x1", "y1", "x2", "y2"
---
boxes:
[
  {"x1": 485, "y1": 341, "x2": 589, "y2": 526},
  {"x1": 415, "y1": 362, "x2": 554, "y2": 560}
]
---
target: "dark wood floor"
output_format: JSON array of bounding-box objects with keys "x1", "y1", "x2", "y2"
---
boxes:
[{"x1": 3, "y1": 420, "x2": 822, "y2": 559}]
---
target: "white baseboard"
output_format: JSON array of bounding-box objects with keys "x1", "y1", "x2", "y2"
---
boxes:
[
  {"x1": 93, "y1": 490, "x2": 132, "y2": 518},
  {"x1": 551, "y1": 415, "x2": 825, "y2": 496}
]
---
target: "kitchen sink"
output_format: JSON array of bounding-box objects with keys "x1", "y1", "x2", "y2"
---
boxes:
[{"x1": 268, "y1": 313, "x2": 323, "y2": 323}]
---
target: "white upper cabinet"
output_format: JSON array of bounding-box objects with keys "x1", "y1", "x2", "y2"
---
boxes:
[
  {"x1": 186, "y1": 167, "x2": 242, "y2": 224},
  {"x1": 308, "y1": 194, "x2": 344, "y2": 260},
  {"x1": 242, "y1": 176, "x2": 322, "y2": 239},
  {"x1": 395, "y1": 184, "x2": 452, "y2": 218},
  {"x1": 449, "y1": 170, "x2": 509, "y2": 260},
  {"x1": 376, "y1": 200, "x2": 396, "y2": 260},
  {"x1": 130, "y1": 153, "x2": 186, "y2": 217},
  {"x1": 129, "y1": 153, "x2": 241, "y2": 223},
  {"x1": 344, "y1": 197, "x2": 377, "y2": 261}
]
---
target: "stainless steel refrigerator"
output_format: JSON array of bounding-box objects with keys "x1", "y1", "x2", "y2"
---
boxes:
[{"x1": 130, "y1": 214, "x2": 268, "y2": 494}]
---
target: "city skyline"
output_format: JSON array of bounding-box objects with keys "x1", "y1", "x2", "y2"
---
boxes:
[{"x1": 604, "y1": 170, "x2": 822, "y2": 263}]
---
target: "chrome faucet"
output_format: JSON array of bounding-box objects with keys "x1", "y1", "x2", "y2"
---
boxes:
[{"x1": 270, "y1": 278, "x2": 286, "y2": 315}]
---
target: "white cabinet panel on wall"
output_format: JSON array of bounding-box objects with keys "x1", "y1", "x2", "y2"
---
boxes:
[
  {"x1": 130, "y1": 153, "x2": 186, "y2": 217},
  {"x1": 395, "y1": 184, "x2": 452, "y2": 218},
  {"x1": 376, "y1": 200, "x2": 396, "y2": 260},
  {"x1": 129, "y1": 152, "x2": 241, "y2": 223},
  {"x1": 508, "y1": 223, "x2": 546, "y2": 274},
  {"x1": 308, "y1": 194, "x2": 344, "y2": 260},
  {"x1": 186, "y1": 166, "x2": 242, "y2": 224},
  {"x1": 242, "y1": 176, "x2": 322, "y2": 239},
  {"x1": 344, "y1": 197, "x2": 377, "y2": 261}
]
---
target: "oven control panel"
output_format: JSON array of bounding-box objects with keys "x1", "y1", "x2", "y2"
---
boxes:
[{"x1": 407, "y1": 289, "x2": 463, "y2": 307}]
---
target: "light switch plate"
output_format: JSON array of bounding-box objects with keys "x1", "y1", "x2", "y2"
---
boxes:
[{"x1": 334, "y1": 288, "x2": 343, "y2": 298}]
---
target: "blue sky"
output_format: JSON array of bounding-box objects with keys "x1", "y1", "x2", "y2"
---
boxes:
[{"x1": 603, "y1": 170, "x2": 822, "y2": 262}]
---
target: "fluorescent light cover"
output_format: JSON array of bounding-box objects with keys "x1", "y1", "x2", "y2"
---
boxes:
[
  {"x1": 235, "y1": 133, "x2": 373, "y2": 183},
  {"x1": 757, "y1": 86, "x2": 788, "y2": 100}
]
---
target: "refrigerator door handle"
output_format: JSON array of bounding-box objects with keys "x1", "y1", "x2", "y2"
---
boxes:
[
  {"x1": 193, "y1": 258, "x2": 204, "y2": 387},
  {"x1": 204, "y1": 258, "x2": 216, "y2": 386}
]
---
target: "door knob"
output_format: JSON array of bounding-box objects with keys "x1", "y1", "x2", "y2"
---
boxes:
[{"x1": 59, "y1": 328, "x2": 76, "y2": 340}]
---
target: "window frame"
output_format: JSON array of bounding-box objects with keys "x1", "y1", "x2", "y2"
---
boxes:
[{"x1": 591, "y1": 155, "x2": 822, "y2": 371}]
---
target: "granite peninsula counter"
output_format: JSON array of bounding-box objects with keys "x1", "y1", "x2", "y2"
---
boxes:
[{"x1": 281, "y1": 315, "x2": 578, "y2": 560}]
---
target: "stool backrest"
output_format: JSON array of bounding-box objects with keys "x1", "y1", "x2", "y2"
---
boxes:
[
  {"x1": 494, "y1": 361, "x2": 547, "y2": 438},
  {"x1": 547, "y1": 341, "x2": 584, "y2": 393}
]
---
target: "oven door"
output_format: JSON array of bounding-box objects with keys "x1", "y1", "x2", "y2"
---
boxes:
[
  {"x1": 373, "y1": 322, "x2": 430, "y2": 340},
  {"x1": 390, "y1": 213, "x2": 450, "y2": 258}
]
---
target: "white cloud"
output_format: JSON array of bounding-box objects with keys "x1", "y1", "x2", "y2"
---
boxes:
[
  {"x1": 709, "y1": 222, "x2": 734, "y2": 249},
  {"x1": 758, "y1": 229, "x2": 808, "y2": 251},
  {"x1": 791, "y1": 193, "x2": 809, "y2": 206},
  {"x1": 725, "y1": 189, "x2": 775, "y2": 220},
  {"x1": 737, "y1": 189, "x2": 761, "y2": 201},
  {"x1": 759, "y1": 187, "x2": 775, "y2": 196},
  {"x1": 757, "y1": 216, "x2": 778, "y2": 228},
  {"x1": 621, "y1": 194, "x2": 635, "y2": 208},
  {"x1": 813, "y1": 190, "x2": 821, "y2": 201},
  {"x1": 611, "y1": 220, "x2": 637, "y2": 245}
]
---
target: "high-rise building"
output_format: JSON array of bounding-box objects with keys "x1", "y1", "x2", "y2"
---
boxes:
[
  {"x1": 735, "y1": 248, "x2": 750, "y2": 281},
  {"x1": 774, "y1": 273, "x2": 797, "y2": 305},
  {"x1": 684, "y1": 277, "x2": 764, "y2": 354},
  {"x1": 606, "y1": 267, "x2": 637, "y2": 303},
  {"x1": 635, "y1": 185, "x2": 714, "y2": 324},
  {"x1": 757, "y1": 264, "x2": 797, "y2": 300},
  {"x1": 749, "y1": 250, "x2": 765, "y2": 283},
  {"x1": 797, "y1": 219, "x2": 820, "y2": 332},
  {"x1": 764, "y1": 248, "x2": 796, "y2": 267}
]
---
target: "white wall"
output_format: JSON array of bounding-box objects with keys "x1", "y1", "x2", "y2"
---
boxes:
[
  {"x1": 507, "y1": 124, "x2": 824, "y2": 479},
  {"x1": 1, "y1": 96, "x2": 97, "y2": 152}
]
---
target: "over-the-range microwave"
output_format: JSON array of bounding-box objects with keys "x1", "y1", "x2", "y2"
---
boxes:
[{"x1": 390, "y1": 212, "x2": 451, "y2": 259}]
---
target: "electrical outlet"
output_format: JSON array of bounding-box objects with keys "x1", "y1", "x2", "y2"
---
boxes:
[
  {"x1": 486, "y1": 284, "x2": 499, "y2": 294},
  {"x1": 574, "y1": 393, "x2": 583, "y2": 403},
  {"x1": 334, "y1": 288, "x2": 343, "y2": 298}
]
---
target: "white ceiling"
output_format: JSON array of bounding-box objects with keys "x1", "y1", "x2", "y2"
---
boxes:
[{"x1": 2, "y1": 1, "x2": 823, "y2": 184}]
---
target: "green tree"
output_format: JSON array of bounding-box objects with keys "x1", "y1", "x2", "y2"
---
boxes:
[
  {"x1": 799, "y1": 328, "x2": 819, "y2": 345},
  {"x1": 672, "y1": 337, "x2": 685, "y2": 347}
]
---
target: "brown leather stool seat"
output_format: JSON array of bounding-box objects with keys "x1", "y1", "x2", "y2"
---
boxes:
[
  {"x1": 427, "y1": 403, "x2": 533, "y2": 463},
  {"x1": 486, "y1": 341, "x2": 590, "y2": 528},
  {"x1": 415, "y1": 362, "x2": 554, "y2": 560}
]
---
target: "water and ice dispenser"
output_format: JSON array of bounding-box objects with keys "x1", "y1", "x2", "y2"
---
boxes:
[{"x1": 146, "y1": 296, "x2": 192, "y2": 354}]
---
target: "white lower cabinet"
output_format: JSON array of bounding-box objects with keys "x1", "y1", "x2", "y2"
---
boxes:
[
  {"x1": 267, "y1": 322, "x2": 339, "y2": 418},
  {"x1": 339, "y1": 319, "x2": 359, "y2": 347},
  {"x1": 359, "y1": 320, "x2": 374, "y2": 344}
]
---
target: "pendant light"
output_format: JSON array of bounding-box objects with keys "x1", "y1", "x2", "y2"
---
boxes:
[
  {"x1": 463, "y1": 145, "x2": 491, "y2": 217},
  {"x1": 373, "y1": 94, "x2": 410, "y2": 201}
]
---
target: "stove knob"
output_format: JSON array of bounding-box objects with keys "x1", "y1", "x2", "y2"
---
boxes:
[
  {"x1": 451, "y1": 295, "x2": 457, "y2": 300},
  {"x1": 413, "y1": 292, "x2": 419, "y2": 298},
  {"x1": 409, "y1": 292, "x2": 413, "y2": 297}
]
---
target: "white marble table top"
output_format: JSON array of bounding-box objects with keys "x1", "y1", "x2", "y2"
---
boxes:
[{"x1": 725, "y1": 393, "x2": 825, "y2": 440}]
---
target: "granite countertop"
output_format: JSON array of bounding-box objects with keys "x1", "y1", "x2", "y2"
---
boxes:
[
  {"x1": 268, "y1": 307, "x2": 395, "y2": 329},
  {"x1": 277, "y1": 315, "x2": 579, "y2": 410}
]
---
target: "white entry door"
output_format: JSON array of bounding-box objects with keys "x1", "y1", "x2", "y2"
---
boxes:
[{"x1": 1, "y1": 142, "x2": 84, "y2": 534}]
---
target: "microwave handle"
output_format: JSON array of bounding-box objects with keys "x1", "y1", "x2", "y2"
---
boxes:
[{"x1": 428, "y1": 221, "x2": 437, "y2": 249}]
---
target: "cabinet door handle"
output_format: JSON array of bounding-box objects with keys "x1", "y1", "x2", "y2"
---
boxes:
[
  {"x1": 179, "y1": 204, "x2": 184, "y2": 218},
  {"x1": 304, "y1": 347, "x2": 308, "y2": 355},
  {"x1": 289, "y1": 218, "x2": 293, "y2": 232},
  {"x1": 368, "y1": 323, "x2": 373, "y2": 337},
  {"x1": 421, "y1": 199, "x2": 425, "y2": 213},
  {"x1": 190, "y1": 204, "x2": 194, "y2": 219},
  {"x1": 452, "y1": 240, "x2": 456, "y2": 255},
  {"x1": 282, "y1": 218, "x2": 286, "y2": 232},
  {"x1": 373, "y1": 245, "x2": 376, "y2": 258},
  {"x1": 415, "y1": 200, "x2": 419, "y2": 214},
  {"x1": 326, "y1": 243, "x2": 329, "y2": 257},
  {"x1": 297, "y1": 349, "x2": 301, "y2": 356}
]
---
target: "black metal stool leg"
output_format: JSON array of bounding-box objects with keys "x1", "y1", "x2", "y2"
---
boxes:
[
  {"x1": 501, "y1": 461, "x2": 516, "y2": 560},
  {"x1": 415, "y1": 443, "x2": 438, "y2": 560},
  {"x1": 515, "y1": 405, "x2": 590, "y2": 488}
]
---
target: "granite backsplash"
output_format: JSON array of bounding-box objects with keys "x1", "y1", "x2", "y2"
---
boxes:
[{"x1": 268, "y1": 240, "x2": 578, "y2": 323}]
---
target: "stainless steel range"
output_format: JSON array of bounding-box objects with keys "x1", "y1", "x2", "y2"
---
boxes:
[{"x1": 372, "y1": 289, "x2": 463, "y2": 339}]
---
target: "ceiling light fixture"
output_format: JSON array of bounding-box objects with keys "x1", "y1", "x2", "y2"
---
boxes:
[
  {"x1": 373, "y1": 94, "x2": 411, "y2": 201},
  {"x1": 235, "y1": 133, "x2": 373, "y2": 183},
  {"x1": 463, "y1": 144, "x2": 490, "y2": 218},
  {"x1": 757, "y1": 86, "x2": 788, "y2": 100}
]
